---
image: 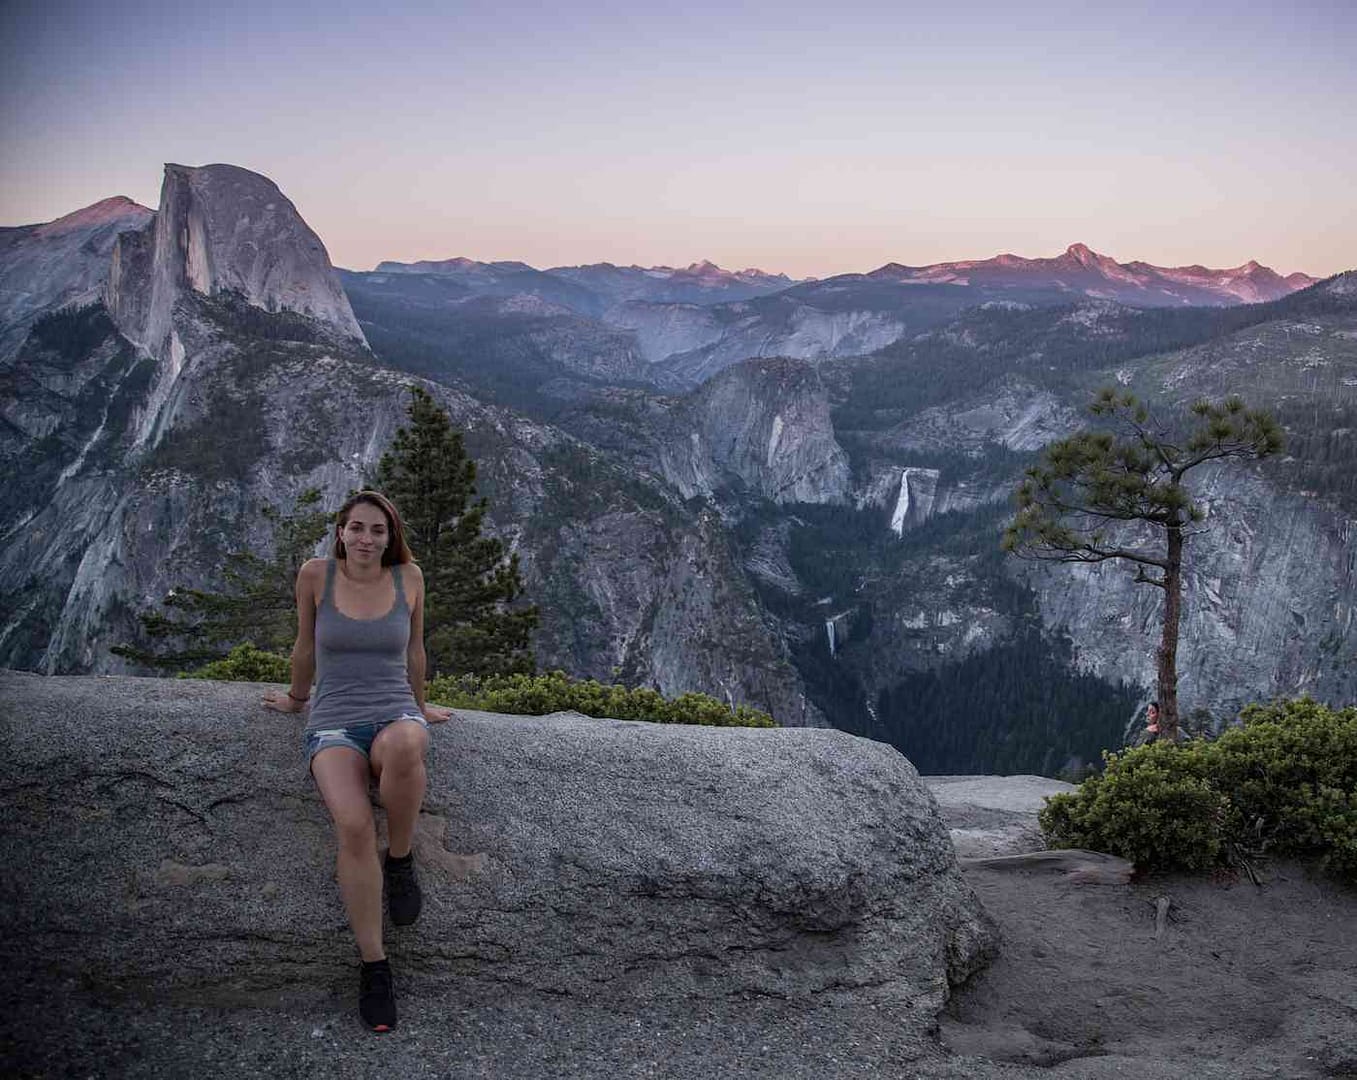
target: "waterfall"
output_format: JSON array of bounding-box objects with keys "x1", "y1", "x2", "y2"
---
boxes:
[{"x1": 890, "y1": 468, "x2": 913, "y2": 536}]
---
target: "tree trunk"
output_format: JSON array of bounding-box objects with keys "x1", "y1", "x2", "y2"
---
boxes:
[{"x1": 1157, "y1": 520, "x2": 1184, "y2": 741}]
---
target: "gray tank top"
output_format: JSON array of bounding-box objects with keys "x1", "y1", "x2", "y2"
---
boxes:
[{"x1": 304, "y1": 558, "x2": 422, "y2": 732}]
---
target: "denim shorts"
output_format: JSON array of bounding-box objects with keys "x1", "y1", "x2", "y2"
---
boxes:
[{"x1": 305, "y1": 713, "x2": 429, "y2": 767}]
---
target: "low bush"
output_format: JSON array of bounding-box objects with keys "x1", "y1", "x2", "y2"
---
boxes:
[
  {"x1": 427, "y1": 670, "x2": 776, "y2": 728},
  {"x1": 1039, "y1": 698, "x2": 1357, "y2": 880},
  {"x1": 1039, "y1": 741, "x2": 1228, "y2": 871},
  {"x1": 178, "y1": 654, "x2": 775, "y2": 729},
  {"x1": 180, "y1": 643, "x2": 291, "y2": 683},
  {"x1": 1214, "y1": 698, "x2": 1357, "y2": 879}
]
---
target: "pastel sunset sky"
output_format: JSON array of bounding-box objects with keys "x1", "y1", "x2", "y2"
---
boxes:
[{"x1": 3, "y1": 0, "x2": 1354, "y2": 278}]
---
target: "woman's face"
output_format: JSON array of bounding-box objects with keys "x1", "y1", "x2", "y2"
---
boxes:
[{"x1": 339, "y1": 502, "x2": 390, "y2": 563}]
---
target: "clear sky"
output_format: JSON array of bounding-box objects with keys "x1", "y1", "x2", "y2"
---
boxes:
[{"x1": 3, "y1": 0, "x2": 1354, "y2": 278}]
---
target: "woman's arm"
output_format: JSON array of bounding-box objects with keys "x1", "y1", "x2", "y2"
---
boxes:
[
  {"x1": 406, "y1": 563, "x2": 427, "y2": 711},
  {"x1": 405, "y1": 564, "x2": 450, "y2": 723},
  {"x1": 263, "y1": 560, "x2": 320, "y2": 714}
]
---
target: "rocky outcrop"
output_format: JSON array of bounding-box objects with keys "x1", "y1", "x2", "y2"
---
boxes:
[
  {"x1": 660, "y1": 357, "x2": 852, "y2": 504},
  {"x1": 923, "y1": 775, "x2": 1075, "y2": 859},
  {"x1": 0, "y1": 671, "x2": 997, "y2": 1012},
  {"x1": 0, "y1": 195, "x2": 152, "y2": 359},
  {"x1": 656, "y1": 300, "x2": 909, "y2": 387},
  {"x1": 106, "y1": 163, "x2": 365, "y2": 355},
  {"x1": 882, "y1": 377, "x2": 1084, "y2": 455}
]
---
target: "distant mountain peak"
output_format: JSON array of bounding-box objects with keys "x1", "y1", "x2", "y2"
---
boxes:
[
  {"x1": 33, "y1": 195, "x2": 153, "y2": 238},
  {"x1": 866, "y1": 244, "x2": 1315, "y2": 306},
  {"x1": 105, "y1": 162, "x2": 365, "y2": 354}
]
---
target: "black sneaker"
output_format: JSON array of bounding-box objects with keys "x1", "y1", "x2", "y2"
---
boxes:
[
  {"x1": 385, "y1": 852, "x2": 422, "y2": 926},
  {"x1": 359, "y1": 958, "x2": 396, "y2": 1033}
]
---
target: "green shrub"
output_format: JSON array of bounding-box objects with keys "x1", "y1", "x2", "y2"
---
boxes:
[
  {"x1": 1039, "y1": 698, "x2": 1357, "y2": 880},
  {"x1": 1213, "y1": 698, "x2": 1357, "y2": 877},
  {"x1": 1040, "y1": 740, "x2": 1229, "y2": 872},
  {"x1": 426, "y1": 669, "x2": 775, "y2": 728},
  {"x1": 180, "y1": 643, "x2": 291, "y2": 683}
]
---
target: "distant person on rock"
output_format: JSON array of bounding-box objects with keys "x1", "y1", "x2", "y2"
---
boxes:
[
  {"x1": 1143, "y1": 701, "x2": 1161, "y2": 742},
  {"x1": 263, "y1": 490, "x2": 451, "y2": 1033}
]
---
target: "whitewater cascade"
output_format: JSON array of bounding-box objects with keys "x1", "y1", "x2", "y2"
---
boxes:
[{"x1": 890, "y1": 468, "x2": 915, "y2": 536}]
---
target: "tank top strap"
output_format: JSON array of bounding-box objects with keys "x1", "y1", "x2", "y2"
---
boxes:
[
  {"x1": 390, "y1": 562, "x2": 409, "y2": 612},
  {"x1": 321, "y1": 557, "x2": 337, "y2": 609}
]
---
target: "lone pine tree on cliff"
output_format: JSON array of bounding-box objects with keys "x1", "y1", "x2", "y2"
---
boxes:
[
  {"x1": 372, "y1": 385, "x2": 537, "y2": 677},
  {"x1": 1002, "y1": 389, "x2": 1282, "y2": 742}
]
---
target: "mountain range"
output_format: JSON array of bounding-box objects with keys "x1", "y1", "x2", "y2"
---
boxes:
[
  {"x1": 370, "y1": 242, "x2": 1313, "y2": 313},
  {"x1": 2, "y1": 164, "x2": 1352, "y2": 775}
]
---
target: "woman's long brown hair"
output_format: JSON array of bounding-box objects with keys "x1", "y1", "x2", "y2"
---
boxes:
[{"x1": 332, "y1": 490, "x2": 414, "y2": 566}]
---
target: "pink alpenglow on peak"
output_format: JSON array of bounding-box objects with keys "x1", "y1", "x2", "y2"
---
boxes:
[
  {"x1": 32, "y1": 196, "x2": 154, "y2": 238},
  {"x1": 0, "y1": 194, "x2": 156, "y2": 357},
  {"x1": 866, "y1": 244, "x2": 1316, "y2": 306}
]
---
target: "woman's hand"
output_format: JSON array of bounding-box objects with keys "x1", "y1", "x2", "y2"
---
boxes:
[
  {"x1": 423, "y1": 703, "x2": 454, "y2": 725},
  {"x1": 262, "y1": 689, "x2": 307, "y2": 714}
]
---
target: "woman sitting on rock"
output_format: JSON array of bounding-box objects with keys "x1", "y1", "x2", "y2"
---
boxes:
[{"x1": 263, "y1": 489, "x2": 450, "y2": 1032}]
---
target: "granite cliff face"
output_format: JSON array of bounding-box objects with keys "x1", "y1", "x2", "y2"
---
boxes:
[
  {"x1": 106, "y1": 163, "x2": 365, "y2": 357},
  {"x1": 659, "y1": 358, "x2": 853, "y2": 504},
  {"x1": 1029, "y1": 464, "x2": 1357, "y2": 716},
  {"x1": 0, "y1": 196, "x2": 153, "y2": 360},
  {"x1": 613, "y1": 297, "x2": 910, "y2": 386}
]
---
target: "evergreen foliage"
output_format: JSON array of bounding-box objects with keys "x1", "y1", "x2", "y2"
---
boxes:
[
  {"x1": 876, "y1": 626, "x2": 1142, "y2": 777},
  {"x1": 1267, "y1": 400, "x2": 1357, "y2": 513},
  {"x1": 29, "y1": 302, "x2": 115, "y2": 357},
  {"x1": 426, "y1": 670, "x2": 774, "y2": 727},
  {"x1": 1040, "y1": 698, "x2": 1357, "y2": 881},
  {"x1": 112, "y1": 489, "x2": 329, "y2": 670},
  {"x1": 1003, "y1": 390, "x2": 1282, "y2": 739},
  {"x1": 372, "y1": 386, "x2": 537, "y2": 677},
  {"x1": 198, "y1": 290, "x2": 330, "y2": 345},
  {"x1": 146, "y1": 384, "x2": 269, "y2": 480}
]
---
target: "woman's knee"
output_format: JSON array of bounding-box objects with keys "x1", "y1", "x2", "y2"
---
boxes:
[
  {"x1": 312, "y1": 748, "x2": 379, "y2": 851},
  {"x1": 333, "y1": 807, "x2": 377, "y2": 853},
  {"x1": 373, "y1": 720, "x2": 428, "y2": 774}
]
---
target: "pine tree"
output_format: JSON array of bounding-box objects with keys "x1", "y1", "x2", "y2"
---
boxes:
[
  {"x1": 113, "y1": 488, "x2": 329, "y2": 670},
  {"x1": 372, "y1": 385, "x2": 537, "y2": 677},
  {"x1": 1002, "y1": 390, "x2": 1282, "y2": 741}
]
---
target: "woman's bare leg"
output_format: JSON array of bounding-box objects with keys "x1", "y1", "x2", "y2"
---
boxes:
[
  {"x1": 370, "y1": 720, "x2": 429, "y2": 858},
  {"x1": 312, "y1": 747, "x2": 384, "y2": 961}
]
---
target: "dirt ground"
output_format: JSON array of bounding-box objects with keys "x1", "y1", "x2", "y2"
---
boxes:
[{"x1": 929, "y1": 775, "x2": 1357, "y2": 1080}]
